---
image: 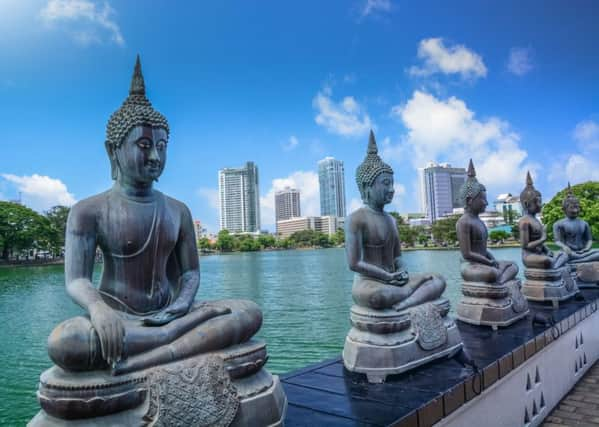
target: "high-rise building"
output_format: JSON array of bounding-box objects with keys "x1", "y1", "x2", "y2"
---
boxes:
[
  {"x1": 318, "y1": 157, "x2": 346, "y2": 217},
  {"x1": 218, "y1": 161, "x2": 261, "y2": 233},
  {"x1": 420, "y1": 162, "x2": 467, "y2": 222},
  {"x1": 275, "y1": 187, "x2": 301, "y2": 233}
]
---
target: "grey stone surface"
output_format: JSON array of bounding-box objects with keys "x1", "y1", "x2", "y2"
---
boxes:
[{"x1": 343, "y1": 131, "x2": 462, "y2": 382}]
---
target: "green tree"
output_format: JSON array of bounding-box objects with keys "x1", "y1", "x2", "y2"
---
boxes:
[
  {"x1": 215, "y1": 230, "x2": 235, "y2": 252},
  {"x1": 257, "y1": 234, "x2": 276, "y2": 249},
  {"x1": 489, "y1": 230, "x2": 510, "y2": 243},
  {"x1": 237, "y1": 234, "x2": 260, "y2": 251},
  {"x1": 197, "y1": 237, "x2": 213, "y2": 250},
  {"x1": 45, "y1": 205, "x2": 70, "y2": 256},
  {"x1": 0, "y1": 201, "x2": 52, "y2": 260},
  {"x1": 511, "y1": 224, "x2": 520, "y2": 240},
  {"x1": 542, "y1": 182, "x2": 599, "y2": 241},
  {"x1": 431, "y1": 215, "x2": 460, "y2": 245},
  {"x1": 331, "y1": 228, "x2": 345, "y2": 246},
  {"x1": 415, "y1": 226, "x2": 430, "y2": 246}
]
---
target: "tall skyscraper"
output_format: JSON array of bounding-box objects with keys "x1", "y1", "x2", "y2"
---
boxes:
[
  {"x1": 420, "y1": 162, "x2": 467, "y2": 222},
  {"x1": 275, "y1": 187, "x2": 301, "y2": 229},
  {"x1": 218, "y1": 161, "x2": 261, "y2": 233},
  {"x1": 318, "y1": 157, "x2": 346, "y2": 217}
]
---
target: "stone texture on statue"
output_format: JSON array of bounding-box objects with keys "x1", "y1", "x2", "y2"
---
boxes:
[
  {"x1": 29, "y1": 57, "x2": 286, "y2": 426},
  {"x1": 342, "y1": 131, "x2": 462, "y2": 383},
  {"x1": 553, "y1": 183, "x2": 599, "y2": 288},
  {"x1": 456, "y1": 160, "x2": 529, "y2": 330},
  {"x1": 518, "y1": 173, "x2": 577, "y2": 307}
]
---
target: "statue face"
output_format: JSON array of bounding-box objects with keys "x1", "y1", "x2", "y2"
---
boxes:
[
  {"x1": 114, "y1": 125, "x2": 168, "y2": 184},
  {"x1": 526, "y1": 194, "x2": 542, "y2": 215},
  {"x1": 564, "y1": 200, "x2": 580, "y2": 219},
  {"x1": 468, "y1": 190, "x2": 488, "y2": 214},
  {"x1": 365, "y1": 172, "x2": 394, "y2": 206}
]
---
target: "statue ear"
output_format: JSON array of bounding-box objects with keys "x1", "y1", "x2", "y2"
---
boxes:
[{"x1": 105, "y1": 141, "x2": 119, "y2": 181}]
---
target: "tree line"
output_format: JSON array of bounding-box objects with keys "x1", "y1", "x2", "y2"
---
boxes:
[{"x1": 0, "y1": 202, "x2": 70, "y2": 261}]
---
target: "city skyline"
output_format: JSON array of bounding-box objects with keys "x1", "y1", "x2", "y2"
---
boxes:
[{"x1": 1, "y1": 1, "x2": 598, "y2": 234}]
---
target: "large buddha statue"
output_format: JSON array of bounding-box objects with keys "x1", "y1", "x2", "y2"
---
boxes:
[
  {"x1": 456, "y1": 160, "x2": 528, "y2": 329},
  {"x1": 31, "y1": 57, "x2": 286, "y2": 426},
  {"x1": 342, "y1": 131, "x2": 462, "y2": 383},
  {"x1": 518, "y1": 173, "x2": 577, "y2": 306},
  {"x1": 553, "y1": 184, "x2": 599, "y2": 287}
]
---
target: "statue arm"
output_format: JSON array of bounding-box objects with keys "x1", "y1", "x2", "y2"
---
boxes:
[
  {"x1": 64, "y1": 203, "x2": 124, "y2": 366},
  {"x1": 520, "y1": 220, "x2": 546, "y2": 251},
  {"x1": 345, "y1": 215, "x2": 393, "y2": 282},
  {"x1": 583, "y1": 223, "x2": 593, "y2": 252},
  {"x1": 552, "y1": 222, "x2": 571, "y2": 254},
  {"x1": 457, "y1": 220, "x2": 493, "y2": 265}
]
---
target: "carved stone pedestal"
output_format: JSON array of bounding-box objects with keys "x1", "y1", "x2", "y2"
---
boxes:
[
  {"x1": 29, "y1": 339, "x2": 287, "y2": 427},
  {"x1": 457, "y1": 279, "x2": 529, "y2": 330},
  {"x1": 343, "y1": 298, "x2": 463, "y2": 384},
  {"x1": 569, "y1": 262, "x2": 599, "y2": 289},
  {"x1": 522, "y1": 266, "x2": 578, "y2": 307}
]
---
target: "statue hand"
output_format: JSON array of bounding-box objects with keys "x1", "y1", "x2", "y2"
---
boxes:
[
  {"x1": 89, "y1": 302, "x2": 125, "y2": 366},
  {"x1": 389, "y1": 270, "x2": 409, "y2": 286},
  {"x1": 143, "y1": 301, "x2": 190, "y2": 326}
]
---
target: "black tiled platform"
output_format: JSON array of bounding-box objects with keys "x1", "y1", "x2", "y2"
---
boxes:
[{"x1": 281, "y1": 289, "x2": 599, "y2": 427}]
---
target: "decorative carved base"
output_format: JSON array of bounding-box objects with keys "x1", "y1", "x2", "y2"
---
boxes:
[
  {"x1": 457, "y1": 279, "x2": 529, "y2": 330},
  {"x1": 29, "y1": 339, "x2": 287, "y2": 427},
  {"x1": 569, "y1": 262, "x2": 599, "y2": 288},
  {"x1": 522, "y1": 266, "x2": 578, "y2": 306},
  {"x1": 343, "y1": 299, "x2": 463, "y2": 383}
]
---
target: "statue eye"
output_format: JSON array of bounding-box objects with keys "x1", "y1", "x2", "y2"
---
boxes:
[
  {"x1": 136, "y1": 139, "x2": 151, "y2": 149},
  {"x1": 156, "y1": 140, "x2": 166, "y2": 151}
]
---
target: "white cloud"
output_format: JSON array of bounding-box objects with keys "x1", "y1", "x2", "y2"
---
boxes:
[
  {"x1": 573, "y1": 119, "x2": 599, "y2": 152},
  {"x1": 260, "y1": 171, "x2": 320, "y2": 230},
  {"x1": 313, "y1": 87, "x2": 373, "y2": 137},
  {"x1": 40, "y1": 0, "x2": 124, "y2": 46},
  {"x1": 2, "y1": 174, "x2": 76, "y2": 212},
  {"x1": 507, "y1": 47, "x2": 534, "y2": 76},
  {"x1": 361, "y1": 0, "x2": 391, "y2": 17},
  {"x1": 283, "y1": 135, "x2": 299, "y2": 151},
  {"x1": 409, "y1": 38, "x2": 487, "y2": 80},
  {"x1": 197, "y1": 187, "x2": 220, "y2": 210},
  {"x1": 390, "y1": 90, "x2": 534, "y2": 192}
]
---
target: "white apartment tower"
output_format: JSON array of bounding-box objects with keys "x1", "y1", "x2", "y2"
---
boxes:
[
  {"x1": 420, "y1": 162, "x2": 467, "y2": 222},
  {"x1": 218, "y1": 161, "x2": 261, "y2": 233},
  {"x1": 318, "y1": 157, "x2": 346, "y2": 217},
  {"x1": 275, "y1": 187, "x2": 301, "y2": 233}
]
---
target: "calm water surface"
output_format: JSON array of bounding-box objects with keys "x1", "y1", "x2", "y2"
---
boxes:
[{"x1": 0, "y1": 247, "x2": 524, "y2": 425}]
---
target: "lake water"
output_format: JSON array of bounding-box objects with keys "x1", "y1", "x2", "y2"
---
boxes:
[{"x1": 0, "y1": 247, "x2": 524, "y2": 425}]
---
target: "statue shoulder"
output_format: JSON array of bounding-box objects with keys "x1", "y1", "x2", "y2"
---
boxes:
[
  {"x1": 161, "y1": 193, "x2": 193, "y2": 224},
  {"x1": 67, "y1": 191, "x2": 109, "y2": 231}
]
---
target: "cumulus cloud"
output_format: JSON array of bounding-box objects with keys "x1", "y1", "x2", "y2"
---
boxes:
[
  {"x1": 40, "y1": 0, "x2": 124, "y2": 46},
  {"x1": 283, "y1": 135, "x2": 299, "y2": 151},
  {"x1": 507, "y1": 47, "x2": 534, "y2": 76},
  {"x1": 260, "y1": 171, "x2": 320, "y2": 230},
  {"x1": 361, "y1": 0, "x2": 392, "y2": 17},
  {"x1": 409, "y1": 38, "x2": 487, "y2": 80},
  {"x1": 389, "y1": 91, "x2": 534, "y2": 192},
  {"x1": 313, "y1": 87, "x2": 373, "y2": 137},
  {"x1": 550, "y1": 119, "x2": 599, "y2": 184},
  {"x1": 2, "y1": 174, "x2": 76, "y2": 212}
]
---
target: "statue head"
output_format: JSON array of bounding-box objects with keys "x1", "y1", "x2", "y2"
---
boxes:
[
  {"x1": 356, "y1": 130, "x2": 394, "y2": 207},
  {"x1": 520, "y1": 171, "x2": 542, "y2": 215},
  {"x1": 562, "y1": 183, "x2": 580, "y2": 219},
  {"x1": 459, "y1": 159, "x2": 487, "y2": 214},
  {"x1": 105, "y1": 56, "x2": 170, "y2": 182}
]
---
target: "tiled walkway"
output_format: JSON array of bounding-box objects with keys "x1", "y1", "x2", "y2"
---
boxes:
[{"x1": 543, "y1": 361, "x2": 599, "y2": 426}]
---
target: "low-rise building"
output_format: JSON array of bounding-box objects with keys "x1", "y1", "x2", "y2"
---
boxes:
[{"x1": 276, "y1": 216, "x2": 344, "y2": 238}]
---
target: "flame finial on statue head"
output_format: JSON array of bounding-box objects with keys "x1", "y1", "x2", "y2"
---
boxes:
[
  {"x1": 459, "y1": 158, "x2": 486, "y2": 206},
  {"x1": 129, "y1": 54, "x2": 146, "y2": 96},
  {"x1": 355, "y1": 130, "x2": 394, "y2": 200}
]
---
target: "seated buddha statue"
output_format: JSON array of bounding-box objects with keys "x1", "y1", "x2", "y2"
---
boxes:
[
  {"x1": 553, "y1": 183, "x2": 599, "y2": 286},
  {"x1": 457, "y1": 160, "x2": 519, "y2": 285},
  {"x1": 33, "y1": 57, "x2": 286, "y2": 425},
  {"x1": 343, "y1": 131, "x2": 462, "y2": 383},
  {"x1": 455, "y1": 160, "x2": 528, "y2": 328},
  {"x1": 346, "y1": 131, "x2": 446, "y2": 311},
  {"x1": 519, "y1": 172, "x2": 568, "y2": 270},
  {"x1": 518, "y1": 173, "x2": 576, "y2": 305}
]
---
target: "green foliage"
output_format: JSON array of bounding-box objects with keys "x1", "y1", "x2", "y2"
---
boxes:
[
  {"x1": 542, "y1": 181, "x2": 599, "y2": 240},
  {"x1": 45, "y1": 205, "x2": 70, "y2": 255},
  {"x1": 197, "y1": 237, "x2": 213, "y2": 250},
  {"x1": 0, "y1": 201, "x2": 53, "y2": 259},
  {"x1": 288, "y1": 229, "x2": 331, "y2": 248},
  {"x1": 431, "y1": 215, "x2": 460, "y2": 245},
  {"x1": 257, "y1": 234, "x2": 276, "y2": 249},
  {"x1": 331, "y1": 228, "x2": 345, "y2": 246},
  {"x1": 215, "y1": 230, "x2": 235, "y2": 252},
  {"x1": 489, "y1": 230, "x2": 510, "y2": 242},
  {"x1": 236, "y1": 234, "x2": 261, "y2": 251},
  {"x1": 511, "y1": 224, "x2": 520, "y2": 240}
]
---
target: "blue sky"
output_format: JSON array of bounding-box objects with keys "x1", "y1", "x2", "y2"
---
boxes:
[{"x1": 1, "y1": 0, "x2": 598, "y2": 232}]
